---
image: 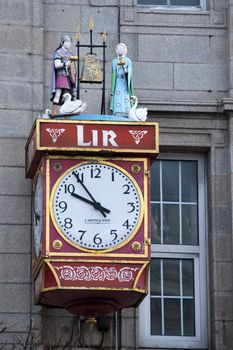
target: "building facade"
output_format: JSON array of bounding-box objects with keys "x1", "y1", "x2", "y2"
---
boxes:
[{"x1": 0, "y1": 0, "x2": 232, "y2": 349}]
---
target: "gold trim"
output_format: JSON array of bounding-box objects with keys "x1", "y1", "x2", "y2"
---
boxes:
[
  {"x1": 36, "y1": 119, "x2": 159, "y2": 153},
  {"x1": 44, "y1": 155, "x2": 149, "y2": 258},
  {"x1": 41, "y1": 258, "x2": 148, "y2": 294},
  {"x1": 49, "y1": 159, "x2": 144, "y2": 253},
  {"x1": 46, "y1": 157, "x2": 50, "y2": 255},
  {"x1": 45, "y1": 260, "x2": 61, "y2": 288}
]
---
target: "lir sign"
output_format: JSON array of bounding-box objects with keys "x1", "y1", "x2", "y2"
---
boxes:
[{"x1": 25, "y1": 119, "x2": 159, "y2": 178}]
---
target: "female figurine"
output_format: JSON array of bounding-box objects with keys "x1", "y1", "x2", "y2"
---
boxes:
[
  {"x1": 110, "y1": 43, "x2": 134, "y2": 116},
  {"x1": 50, "y1": 35, "x2": 76, "y2": 115}
]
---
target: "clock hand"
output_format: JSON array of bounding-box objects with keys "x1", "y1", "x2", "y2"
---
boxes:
[
  {"x1": 72, "y1": 171, "x2": 108, "y2": 217},
  {"x1": 70, "y1": 192, "x2": 110, "y2": 214},
  {"x1": 34, "y1": 210, "x2": 41, "y2": 226}
]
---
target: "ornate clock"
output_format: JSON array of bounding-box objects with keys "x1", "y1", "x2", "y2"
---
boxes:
[
  {"x1": 50, "y1": 161, "x2": 143, "y2": 251},
  {"x1": 26, "y1": 119, "x2": 159, "y2": 316}
]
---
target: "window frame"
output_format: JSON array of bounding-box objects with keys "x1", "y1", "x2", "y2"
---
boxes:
[
  {"x1": 137, "y1": 0, "x2": 205, "y2": 11},
  {"x1": 139, "y1": 154, "x2": 208, "y2": 349}
]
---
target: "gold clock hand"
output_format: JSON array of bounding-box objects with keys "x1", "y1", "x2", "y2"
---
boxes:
[{"x1": 70, "y1": 192, "x2": 110, "y2": 214}]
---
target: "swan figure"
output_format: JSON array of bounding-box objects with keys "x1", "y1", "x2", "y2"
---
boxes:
[
  {"x1": 39, "y1": 109, "x2": 51, "y2": 119},
  {"x1": 128, "y1": 96, "x2": 148, "y2": 121},
  {"x1": 60, "y1": 93, "x2": 87, "y2": 115}
]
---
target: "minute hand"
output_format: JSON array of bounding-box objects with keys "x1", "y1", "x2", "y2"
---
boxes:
[
  {"x1": 72, "y1": 171, "x2": 107, "y2": 217},
  {"x1": 70, "y1": 192, "x2": 110, "y2": 214}
]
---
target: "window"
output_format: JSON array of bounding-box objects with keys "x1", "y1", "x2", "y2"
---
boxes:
[
  {"x1": 139, "y1": 155, "x2": 208, "y2": 349},
  {"x1": 137, "y1": 0, "x2": 203, "y2": 8}
]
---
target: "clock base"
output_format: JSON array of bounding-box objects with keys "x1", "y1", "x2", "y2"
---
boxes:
[{"x1": 66, "y1": 298, "x2": 118, "y2": 316}]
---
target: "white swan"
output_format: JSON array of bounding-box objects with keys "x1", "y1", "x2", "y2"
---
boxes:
[
  {"x1": 128, "y1": 96, "x2": 148, "y2": 121},
  {"x1": 60, "y1": 93, "x2": 87, "y2": 115},
  {"x1": 39, "y1": 109, "x2": 51, "y2": 119}
]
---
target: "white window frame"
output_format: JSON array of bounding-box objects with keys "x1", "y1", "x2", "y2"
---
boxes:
[
  {"x1": 137, "y1": 0, "x2": 205, "y2": 11},
  {"x1": 139, "y1": 154, "x2": 208, "y2": 349}
]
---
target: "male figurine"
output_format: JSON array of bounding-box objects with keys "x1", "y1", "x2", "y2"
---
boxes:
[
  {"x1": 50, "y1": 35, "x2": 76, "y2": 116},
  {"x1": 110, "y1": 43, "x2": 134, "y2": 116}
]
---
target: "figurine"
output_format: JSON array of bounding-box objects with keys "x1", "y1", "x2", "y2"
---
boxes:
[
  {"x1": 110, "y1": 43, "x2": 134, "y2": 116},
  {"x1": 128, "y1": 96, "x2": 148, "y2": 121},
  {"x1": 50, "y1": 35, "x2": 76, "y2": 116},
  {"x1": 59, "y1": 93, "x2": 87, "y2": 115}
]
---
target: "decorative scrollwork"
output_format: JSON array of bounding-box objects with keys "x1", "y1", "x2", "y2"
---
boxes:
[
  {"x1": 46, "y1": 128, "x2": 65, "y2": 143},
  {"x1": 54, "y1": 265, "x2": 139, "y2": 283},
  {"x1": 129, "y1": 130, "x2": 148, "y2": 145}
]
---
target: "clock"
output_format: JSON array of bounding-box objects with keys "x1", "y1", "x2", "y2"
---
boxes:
[
  {"x1": 50, "y1": 160, "x2": 143, "y2": 251},
  {"x1": 33, "y1": 172, "x2": 43, "y2": 258}
]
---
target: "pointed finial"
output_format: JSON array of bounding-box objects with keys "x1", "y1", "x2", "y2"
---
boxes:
[
  {"x1": 102, "y1": 31, "x2": 107, "y2": 43},
  {"x1": 88, "y1": 17, "x2": 94, "y2": 30},
  {"x1": 76, "y1": 30, "x2": 80, "y2": 42}
]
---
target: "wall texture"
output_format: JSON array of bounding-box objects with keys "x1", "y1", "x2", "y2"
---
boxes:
[{"x1": 0, "y1": 0, "x2": 233, "y2": 349}]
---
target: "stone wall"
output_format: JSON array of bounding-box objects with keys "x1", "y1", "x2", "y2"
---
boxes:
[{"x1": 0, "y1": 0, "x2": 233, "y2": 349}]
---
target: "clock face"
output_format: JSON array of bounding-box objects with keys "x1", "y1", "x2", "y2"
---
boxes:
[
  {"x1": 33, "y1": 173, "x2": 42, "y2": 258},
  {"x1": 50, "y1": 161, "x2": 143, "y2": 251}
]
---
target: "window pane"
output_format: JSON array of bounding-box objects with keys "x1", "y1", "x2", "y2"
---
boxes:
[
  {"x1": 164, "y1": 299, "x2": 181, "y2": 335},
  {"x1": 182, "y1": 260, "x2": 194, "y2": 297},
  {"x1": 162, "y1": 161, "x2": 179, "y2": 202},
  {"x1": 183, "y1": 299, "x2": 195, "y2": 336},
  {"x1": 182, "y1": 204, "x2": 198, "y2": 245},
  {"x1": 138, "y1": 0, "x2": 167, "y2": 4},
  {"x1": 171, "y1": 0, "x2": 200, "y2": 5},
  {"x1": 151, "y1": 203, "x2": 161, "y2": 244},
  {"x1": 151, "y1": 259, "x2": 161, "y2": 295},
  {"x1": 181, "y1": 161, "x2": 197, "y2": 202},
  {"x1": 151, "y1": 298, "x2": 162, "y2": 335},
  {"x1": 151, "y1": 161, "x2": 160, "y2": 201},
  {"x1": 163, "y1": 204, "x2": 180, "y2": 244},
  {"x1": 163, "y1": 259, "x2": 180, "y2": 296}
]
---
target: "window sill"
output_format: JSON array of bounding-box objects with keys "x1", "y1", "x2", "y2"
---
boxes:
[{"x1": 137, "y1": 6, "x2": 209, "y2": 15}]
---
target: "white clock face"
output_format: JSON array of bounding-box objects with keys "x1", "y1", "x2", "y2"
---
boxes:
[
  {"x1": 51, "y1": 161, "x2": 143, "y2": 251},
  {"x1": 33, "y1": 173, "x2": 42, "y2": 258}
]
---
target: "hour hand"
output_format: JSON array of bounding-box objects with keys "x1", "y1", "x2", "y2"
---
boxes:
[{"x1": 70, "y1": 192, "x2": 110, "y2": 214}]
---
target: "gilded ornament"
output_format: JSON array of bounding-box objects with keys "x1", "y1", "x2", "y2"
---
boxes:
[
  {"x1": 53, "y1": 162, "x2": 62, "y2": 172},
  {"x1": 131, "y1": 164, "x2": 141, "y2": 174},
  {"x1": 53, "y1": 240, "x2": 63, "y2": 250},
  {"x1": 132, "y1": 241, "x2": 142, "y2": 251}
]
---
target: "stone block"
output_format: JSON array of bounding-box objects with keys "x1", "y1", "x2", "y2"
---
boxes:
[
  {"x1": 0, "y1": 284, "x2": 31, "y2": 313},
  {"x1": 90, "y1": 0, "x2": 118, "y2": 4},
  {"x1": 121, "y1": 317, "x2": 136, "y2": 348},
  {"x1": 159, "y1": 132, "x2": 211, "y2": 148},
  {"x1": 212, "y1": 291, "x2": 233, "y2": 321},
  {"x1": 211, "y1": 148, "x2": 230, "y2": 176},
  {"x1": 0, "y1": 313, "x2": 41, "y2": 333},
  {"x1": 138, "y1": 34, "x2": 209, "y2": 63},
  {"x1": 0, "y1": 82, "x2": 32, "y2": 110},
  {"x1": 214, "y1": 205, "x2": 232, "y2": 234},
  {"x1": 121, "y1": 307, "x2": 135, "y2": 318},
  {"x1": 174, "y1": 63, "x2": 228, "y2": 91},
  {"x1": 32, "y1": 0, "x2": 43, "y2": 27},
  {"x1": 0, "y1": 196, "x2": 31, "y2": 224},
  {"x1": 0, "y1": 225, "x2": 30, "y2": 254},
  {"x1": 0, "y1": 25, "x2": 32, "y2": 53},
  {"x1": 209, "y1": 35, "x2": 227, "y2": 64},
  {"x1": 0, "y1": 0, "x2": 31, "y2": 25},
  {"x1": 213, "y1": 321, "x2": 233, "y2": 350},
  {"x1": 214, "y1": 175, "x2": 231, "y2": 204},
  {"x1": 120, "y1": 33, "x2": 138, "y2": 61},
  {"x1": 0, "y1": 167, "x2": 31, "y2": 196},
  {"x1": 32, "y1": 83, "x2": 44, "y2": 111},
  {"x1": 81, "y1": 6, "x2": 118, "y2": 33},
  {"x1": 44, "y1": 4, "x2": 81, "y2": 31},
  {"x1": 32, "y1": 27, "x2": 44, "y2": 56},
  {"x1": 32, "y1": 55, "x2": 43, "y2": 84},
  {"x1": 0, "y1": 53, "x2": 31, "y2": 82},
  {"x1": 0, "y1": 139, "x2": 26, "y2": 167},
  {"x1": 0, "y1": 110, "x2": 33, "y2": 137},
  {"x1": 0, "y1": 254, "x2": 30, "y2": 283},
  {"x1": 134, "y1": 62, "x2": 173, "y2": 90}
]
